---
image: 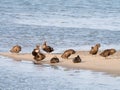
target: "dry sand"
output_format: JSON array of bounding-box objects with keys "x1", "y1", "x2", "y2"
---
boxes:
[{"x1": 0, "y1": 51, "x2": 120, "y2": 75}]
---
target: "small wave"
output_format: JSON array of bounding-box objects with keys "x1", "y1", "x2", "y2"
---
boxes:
[{"x1": 14, "y1": 16, "x2": 120, "y2": 31}]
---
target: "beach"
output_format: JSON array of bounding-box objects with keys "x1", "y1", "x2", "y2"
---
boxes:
[
  {"x1": 0, "y1": 0, "x2": 120, "y2": 89},
  {"x1": 0, "y1": 51, "x2": 120, "y2": 75}
]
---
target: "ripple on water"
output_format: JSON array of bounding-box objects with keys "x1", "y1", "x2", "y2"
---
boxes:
[{"x1": 0, "y1": 56, "x2": 120, "y2": 90}]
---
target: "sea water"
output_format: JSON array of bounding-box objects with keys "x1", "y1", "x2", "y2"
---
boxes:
[
  {"x1": 0, "y1": 0, "x2": 120, "y2": 90},
  {"x1": 0, "y1": 56, "x2": 120, "y2": 90}
]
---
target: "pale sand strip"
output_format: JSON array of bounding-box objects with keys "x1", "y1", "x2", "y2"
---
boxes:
[{"x1": 0, "y1": 51, "x2": 120, "y2": 75}]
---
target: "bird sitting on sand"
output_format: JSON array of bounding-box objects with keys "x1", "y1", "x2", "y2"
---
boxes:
[
  {"x1": 42, "y1": 41, "x2": 54, "y2": 53},
  {"x1": 32, "y1": 45, "x2": 40, "y2": 57},
  {"x1": 50, "y1": 56, "x2": 59, "y2": 63},
  {"x1": 32, "y1": 45, "x2": 46, "y2": 64},
  {"x1": 10, "y1": 45, "x2": 21, "y2": 53},
  {"x1": 61, "y1": 49, "x2": 76, "y2": 59},
  {"x1": 100, "y1": 48, "x2": 116, "y2": 58},
  {"x1": 73, "y1": 55, "x2": 81, "y2": 63},
  {"x1": 33, "y1": 53, "x2": 45, "y2": 63},
  {"x1": 89, "y1": 43, "x2": 100, "y2": 55}
]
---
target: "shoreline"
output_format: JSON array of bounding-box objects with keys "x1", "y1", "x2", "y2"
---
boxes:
[{"x1": 0, "y1": 51, "x2": 120, "y2": 76}]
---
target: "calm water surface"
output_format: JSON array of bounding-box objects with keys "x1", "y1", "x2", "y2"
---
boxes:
[{"x1": 0, "y1": 56, "x2": 120, "y2": 90}]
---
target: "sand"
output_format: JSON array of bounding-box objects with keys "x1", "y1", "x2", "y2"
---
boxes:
[{"x1": 0, "y1": 51, "x2": 120, "y2": 75}]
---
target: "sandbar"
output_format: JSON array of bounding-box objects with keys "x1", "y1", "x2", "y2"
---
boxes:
[{"x1": 0, "y1": 51, "x2": 120, "y2": 76}]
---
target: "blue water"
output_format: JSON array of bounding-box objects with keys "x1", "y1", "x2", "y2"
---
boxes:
[
  {"x1": 0, "y1": 56, "x2": 120, "y2": 90},
  {"x1": 0, "y1": 0, "x2": 120, "y2": 89}
]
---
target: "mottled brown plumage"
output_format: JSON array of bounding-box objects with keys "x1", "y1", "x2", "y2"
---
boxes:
[
  {"x1": 100, "y1": 49, "x2": 116, "y2": 57},
  {"x1": 89, "y1": 43, "x2": 100, "y2": 55},
  {"x1": 61, "y1": 49, "x2": 76, "y2": 59},
  {"x1": 32, "y1": 45, "x2": 46, "y2": 64},
  {"x1": 42, "y1": 41, "x2": 54, "y2": 53},
  {"x1": 73, "y1": 55, "x2": 81, "y2": 63},
  {"x1": 10, "y1": 45, "x2": 21, "y2": 53},
  {"x1": 50, "y1": 56, "x2": 59, "y2": 63},
  {"x1": 34, "y1": 53, "x2": 45, "y2": 61},
  {"x1": 32, "y1": 45, "x2": 40, "y2": 57}
]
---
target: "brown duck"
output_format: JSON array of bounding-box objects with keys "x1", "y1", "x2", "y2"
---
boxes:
[
  {"x1": 34, "y1": 53, "x2": 46, "y2": 61},
  {"x1": 42, "y1": 41, "x2": 54, "y2": 53},
  {"x1": 61, "y1": 49, "x2": 76, "y2": 59},
  {"x1": 10, "y1": 45, "x2": 21, "y2": 53},
  {"x1": 73, "y1": 55, "x2": 81, "y2": 63},
  {"x1": 32, "y1": 45, "x2": 46, "y2": 64},
  {"x1": 89, "y1": 43, "x2": 100, "y2": 55},
  {"x1": 50, "y1": 56, "x2": 59, "y2": 63},
  {"x1": 100, "y1": 48, "x2": 116, "y2": 58},
  {"x1": 32, "y1": 45, "x2": 40, "y2": 57}
]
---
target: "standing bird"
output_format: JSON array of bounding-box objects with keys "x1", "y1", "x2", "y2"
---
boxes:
[
  {"x1": 61, "y1": 49, "x2": 76, "y2": 59},
  {"x1": 89, "y1": 43, "x2": 100, "y2": 55},
  {"x1": 73, "y1": 55, "x2": 81, "y2": 63},
  {"x1": 100, "y1": 48, "x2": 116, "y2": 58},
  {"x1": 10, "y1": 45, "x2": 21, "y2": 53},
  {"x1": 42, "y1": 41, "x2": 54, "y2": 53}
]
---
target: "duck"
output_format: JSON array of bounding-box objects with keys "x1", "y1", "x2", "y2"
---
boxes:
[
  {"x1": 42, "y1": 41, "x2": 54, "y2": 53},
  {"x1": 100, "y1": 48, "x2": 116, "y2": 58},
  {"x1": 34, "y1": 52, "x2": 46, "y2": 61},
  {"x1": 61, "y1": 49, "x2": 76, "y2": 59},
  {"x1": 32, "y1": 45, "x2": 40, "y2": 57},
  {"x1": 73, "y1": 55, "x2": 81, "y2": 63},
  {"x1": 50, "y1": 56, "x2": 59, "y2": 63},
  {"x1": 33, "y1": 52, "x2": 46, "y2": 64},
  {"x1": 32, "y1": 45, "x2": 46, "y2": 64},
  {"x1": 10, "y1": 45, "x2": 21, "y2": 53},
  {"x1": 89, "y1": 43, "x2": 100, "y2": 55}
]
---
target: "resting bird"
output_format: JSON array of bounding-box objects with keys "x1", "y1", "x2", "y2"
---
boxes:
[
  {"x1": 100, "y1": 48, "x2": 116, "y2": 58},
  {"x1": 73, "y1": 55, "x2": 81, "y2": 63},
  {"x1": 32, "y1": 45, "x2": 46, "y2": 64},
  {"x1": 50, "y1": 56, "x2": 59, "y2": 63},
  {"x1": 10, "y1": 45, "x2": 21, "y2": 53},
  {"x1": 42, "y1": 41, "x2": 54, "y2": 53},
  {"x1": 33, "y1": 53, "x2": 45, "y2": 62},
  {"x1": 61, "y1": 49, "x2": 76, "y2": 59},
  {"x1": 32, "y1": 45, "x2": 40, "y2": 57}
]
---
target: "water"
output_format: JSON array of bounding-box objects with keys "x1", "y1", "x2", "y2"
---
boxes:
[
  {"x1": 0, "y1": 0, "x2": 120, "y2": 53},
  {"x1": 0, "y1": 0, "x2": 120, "y2": 89},
  {"x1": 0, "y1": 56, "x2": 120, "y2": 90}
]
